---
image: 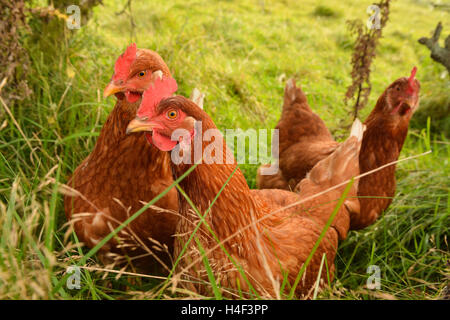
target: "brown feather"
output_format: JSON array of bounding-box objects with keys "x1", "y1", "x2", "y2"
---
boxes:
[
  {"x1": 258, "y1": 76, "x2": 420, "y2": 230},
  {"x1": 257, "y1": 79, "x2": 339, "y2": 190},
  {"x1": 64, "y1": 50, "x2": 178, "y2": 272},
  {"x1": 154, "y1": 97, "x2": 361, "y2": 298}
]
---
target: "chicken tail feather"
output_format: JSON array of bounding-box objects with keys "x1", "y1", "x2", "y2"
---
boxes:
[
  {"x1": 190, "y1": 88, "x2": 205, "y2": 110},
  {"x1": 350, "y1": 118, "x2": 365, "y2": 143},
  {"x1": 295, "y1": 119, "x2": 364, "y2": 239},
  {"x1": 283, "y1": 78, "x2": 308, "y2": 107}
]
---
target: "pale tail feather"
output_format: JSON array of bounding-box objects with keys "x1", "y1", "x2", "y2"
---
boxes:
[
  {"x1": 190, "y1": 88, "x2": 205, "y2": 110},
  {"x1": 350, "y1": 118, "x2": 365, "y2": 142}
]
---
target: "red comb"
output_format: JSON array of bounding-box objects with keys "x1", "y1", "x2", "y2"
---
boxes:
[
  {"x1": 409, "y1": 66, "x2": 417, "y2": 83},
  {"x1": 113, "y1": 43, "x2": 137, "y2": 81},
  {"x1": 407, "y1": 66, "x2": 417, "y2": 94},
  {"x1": 137, "y1": 76, "x2": 178, "y2": 118}
]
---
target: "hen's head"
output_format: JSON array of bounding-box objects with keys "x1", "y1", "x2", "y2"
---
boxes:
[
  {"x1": 104, "y1": 43, "x2": 173, "y2": 103},
  {"x1": 378, "y1": 67, "x2": 420, "y2": 117},
  {"x1": 127, "y1": 93, "x2": 203, "y2": 151}
]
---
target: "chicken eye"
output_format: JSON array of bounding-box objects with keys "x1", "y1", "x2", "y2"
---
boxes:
[
  {"x1": 138, "y1": 71, "x2": 146, "y2": 77},
  {"x1": 396, "y1": 86, "x2": 400, "y2": 91},
  {"x1": 166, "y1": 109, "x2": 178, "y2": 120}
]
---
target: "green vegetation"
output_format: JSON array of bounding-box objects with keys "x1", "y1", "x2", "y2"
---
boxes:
[
  {"x1": 313, "y1": 5, "x2": 341, "y2": 18},
  {"x1": 0, "y1": 0, "x2": 448, "y2": 299}
]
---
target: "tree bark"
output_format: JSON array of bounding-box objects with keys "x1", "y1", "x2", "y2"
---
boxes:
[{"x1": 418, "y1": 22, "x2": 450, "y2": 74}]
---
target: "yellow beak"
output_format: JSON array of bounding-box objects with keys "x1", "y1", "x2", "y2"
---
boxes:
[
  {"x1": 405, "y1": 95, "x2": 418, "y2": 108},
  {"x1": 126, "y1": 117, "x2": 161, "y2": 134},
  {"x1": 103, "y1": 81, "x2": 126, "y2": 98}
]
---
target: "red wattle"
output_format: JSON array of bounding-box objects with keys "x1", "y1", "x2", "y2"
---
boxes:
[
  {"x1": 152, "y1": 130, "x2": 178, "y2": 151},
  {"x1": 125, "y1": 91, "x2": 141, "y2": 103}
]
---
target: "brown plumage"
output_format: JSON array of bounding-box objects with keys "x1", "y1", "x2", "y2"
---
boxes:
[
  {"x1": 257, "y1": 79, "x2": 339, "y2": 191},
  {"x1": 255, "y1": 166, "x2": 290, "y2": 190},
  {"x1": 354, "y1": 71, "x2": 420, "y2": 229},
  {"x1": 257, "y1": 70, "x2": 420, "y2": 229},
  {"x1": 64, "y1": 48, "x2": 178, "y2": 271},
  {"x1": 128, "y1": 95, "x2": 363, "y2": 298}
]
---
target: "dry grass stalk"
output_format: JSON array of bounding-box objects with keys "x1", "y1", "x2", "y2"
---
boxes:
[{"x1": 345, "y1": 0, "x2": 391, "y2": 121}]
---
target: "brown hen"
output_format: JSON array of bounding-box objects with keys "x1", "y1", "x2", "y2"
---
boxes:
[
  {"x1": 127, "y1": 91, "x2": 364, "y2": 298},
  {"x1": 64, "y1": 45, "x2": 179, "y2": 272},
  {"x1": 257, "y1": 68, "x2": 420, "y2": 229},
  {"x1": 257, "y1": 79, "x2": 339, "y2": 191}
]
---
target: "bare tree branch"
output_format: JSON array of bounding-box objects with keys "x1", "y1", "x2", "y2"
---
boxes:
[
  {"x1": 116, "y1": 0, "x2": 136, "y2": 42},
  {"x1": 418, "y1": 22, "x2": 450, "y2": 74}
]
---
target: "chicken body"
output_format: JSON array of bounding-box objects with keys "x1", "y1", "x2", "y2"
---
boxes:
[
  {"x1": 65, "y1": 99, "x2": 178, "y2": 270},
  {"x1": 257, "y1": 73, "x2": 420, "y2": 229},
  {"x1": 352, "y1": 94, "x2": 415, "y2": 229},
  {"x1": 65, "y1": 48, "x2": 178, "y2": 272},
  {"x1": 257, "y1": 79, "x2": 338, "y2": 191},
  {"x1": 128, "y1": 96, "x2": 363, "y2": 298}
]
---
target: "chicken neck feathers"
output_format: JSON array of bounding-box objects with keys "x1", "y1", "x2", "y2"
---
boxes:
[
  {"x1": 64, "y1": 98, "x2": 178, "y2": 271},
  {"x1": 167, "y1": 99, "x2": 361, "y2": 297}
]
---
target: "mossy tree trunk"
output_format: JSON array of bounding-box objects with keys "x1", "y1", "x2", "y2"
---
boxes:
[{"x1": 0, "y1": 0, "x2": 102, "y2": 106}]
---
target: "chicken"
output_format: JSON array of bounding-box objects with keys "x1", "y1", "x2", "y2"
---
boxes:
[
  {"x1": 64, "y1": 44, "x2": 179, "y2": 272},
  {"x1": 126, "y1": 80, "x2": 364, "y2": 298},
  {"x1": 257, "y1": 67, "x2": 420, "y2": 229},
  {"x1": 257, "y1": 79, "x2": 339, "y2": 191},
  {"x1": 353, "y1": 67, "x2": 420, "y2": 229}
]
